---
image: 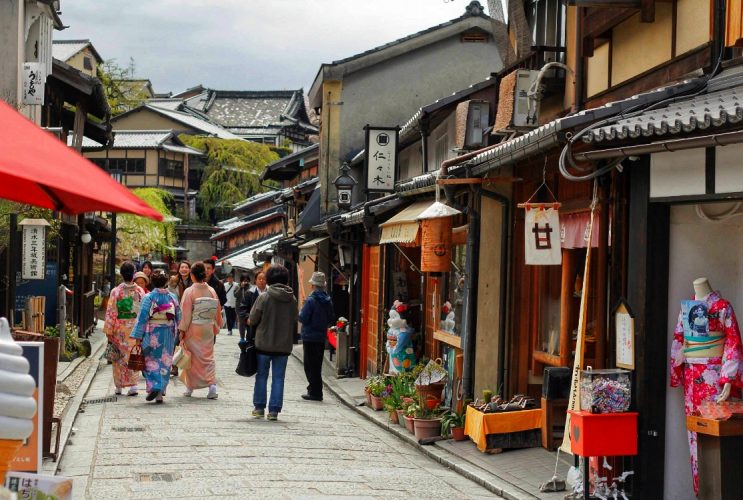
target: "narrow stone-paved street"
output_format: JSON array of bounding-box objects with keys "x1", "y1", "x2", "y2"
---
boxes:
[{"x1": 57, "y1": 333, "x2": 492, "y2": 499}]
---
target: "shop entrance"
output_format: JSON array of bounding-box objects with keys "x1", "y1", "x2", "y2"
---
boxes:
[{"x1": 664, "y1": 202, "x2": 743, "y2": 499}]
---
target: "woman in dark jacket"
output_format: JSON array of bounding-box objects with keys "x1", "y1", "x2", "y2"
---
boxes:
[{"x1": 298, "y1": 272, "x2": 335, "y2": 402}]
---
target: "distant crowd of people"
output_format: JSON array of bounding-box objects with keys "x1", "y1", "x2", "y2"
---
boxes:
[{"x1": 103, "y1": 257, "x2": 335, "y2": 420}]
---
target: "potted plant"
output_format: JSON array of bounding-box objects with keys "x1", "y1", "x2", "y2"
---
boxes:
[
  {"x1": 412, "y1": 396, "x2": 442, "y2": 440},
  {"x1": 403, "y1": 403, "x2": 418, "y2": 433},
  {"x1": 367, "y1": 376, "x2": 387, "y2": 411},
  {"x1": 441, "y1": 410, "x2": 467, "y2": 441}
]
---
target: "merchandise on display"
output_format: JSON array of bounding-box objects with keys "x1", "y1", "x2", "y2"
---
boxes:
[{"x1": 579, "y1": 368, "x2": 631, "y2": 414}]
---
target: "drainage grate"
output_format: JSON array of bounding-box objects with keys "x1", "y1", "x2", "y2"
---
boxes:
[
  {"x1": 82, "y1": 396, "x2": 118, "y2": 405},
  {"x1": 135, "y1": 472, "x2": 181, "y2": 482},
  {"x1": 111, "y1": 426, "x2": 146, "y2": 432}
]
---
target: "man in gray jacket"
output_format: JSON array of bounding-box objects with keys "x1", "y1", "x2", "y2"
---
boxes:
[{"x1": 248, "y1": 265, "x2": 298, "y2": 421}]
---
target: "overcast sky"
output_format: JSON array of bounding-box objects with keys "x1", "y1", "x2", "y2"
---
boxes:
[{"x1": 58, "y1": 0, "x2": 494, "y2": 95}]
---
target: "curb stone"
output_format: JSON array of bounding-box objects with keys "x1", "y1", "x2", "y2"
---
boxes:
[{"x1": 290, "y1": 349, "x2": 538, "y2": 500}]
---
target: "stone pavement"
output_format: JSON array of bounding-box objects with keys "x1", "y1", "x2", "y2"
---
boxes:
[
  {"x1": 297, "y1": 347, "x2": 573, "y2": 500},
  {"x1": 55, "y1": 333, "x2": 494, "y2": 499}
]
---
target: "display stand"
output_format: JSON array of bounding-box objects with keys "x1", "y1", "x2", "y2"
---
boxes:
[
  {"x1": 686, "y1": 416, "x2": 743, "y2": 500},
  {"x1": 568, "y1": 411, "x2": 638, "y2": 499},
  {"x1": 464, "y1": 406, "x2": 542, "y2": 452}
]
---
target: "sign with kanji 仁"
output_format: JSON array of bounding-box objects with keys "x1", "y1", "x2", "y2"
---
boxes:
[
  {"x1": 364, "y1": 126, "x2": 399, "y2": 193},
  {"x1": 20, "y1": 219, "x2": 49, "y2": 280},
  {"x1": 524, "y1": 205, "x2": 561, "y2": 265},
  {"x1": 22, "y1": 63, "x2": 44, "y2": 106}
]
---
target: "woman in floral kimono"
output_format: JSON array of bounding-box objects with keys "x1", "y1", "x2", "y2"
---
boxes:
[
  {"x1": 132, "y1": 270, "x2": 181, "y2": 403},
  {"x1": 178, "y1": 262, "x2": 222, "y2": 399},
  {"x1": 103, "y1": 262, "x2": 145, "y2": 396},
  {"x1": 670, "y1": 279, "x2": 743, "y2": 495}
]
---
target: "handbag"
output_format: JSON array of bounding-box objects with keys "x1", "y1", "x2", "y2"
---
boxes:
[
  {"x1": 173, "y1": 346, "x2": 191, "y2": 370},
  {"x1": 235, "y1": 341, "x2": 257, "y2": 377},
  {"x1": 104, "y1": 342, "x2": 121, "y2": 363},
  {"x1": 127, "y1": 344, "x2": 145, "y2": 371}
]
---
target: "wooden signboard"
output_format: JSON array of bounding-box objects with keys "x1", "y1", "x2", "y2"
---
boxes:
[{"x1": 614, "y1": 299, "x2": 635, "y2": 370}]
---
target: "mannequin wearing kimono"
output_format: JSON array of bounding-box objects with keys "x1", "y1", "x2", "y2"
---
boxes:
[{"x1": 670, "y1": 278, "x2": 743, "y2": 495}]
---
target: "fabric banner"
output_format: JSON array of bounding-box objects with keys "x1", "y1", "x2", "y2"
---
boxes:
[{"x1": 524, "y1": 207, "x2": 561, "y2": 265}]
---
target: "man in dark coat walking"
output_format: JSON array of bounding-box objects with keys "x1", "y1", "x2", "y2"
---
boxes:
[{"x1": 298, "y1": 272, "x2": 335, "y2": 401}]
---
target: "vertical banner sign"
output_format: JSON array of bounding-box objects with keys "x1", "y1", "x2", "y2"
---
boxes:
[
  {"x1": 364, "y1": 126, "x2": 399, "y2": 193},
  {"x1": 13, "y1": 342, "x2": 44, "y2": 474},
  {"x1": 615, "y1": 300, "x2": 635, "y2": 370},
  {"x1": 20, "y1": 219, "x2": 48, "y2": 280},
  {"x1": 524, "y1": 206, "x2": 561, "y2": 265},
  {"x1": 22, "y1": 63, "x2": 44, "y2": 106}
]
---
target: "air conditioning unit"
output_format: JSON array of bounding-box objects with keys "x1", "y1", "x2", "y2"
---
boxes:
[
  {"x1": 454, "y1": 99, "x2": 490, "y2": 150},
  {"x1": 493, "y1": 69, "x2": 540, "y2": 134}
]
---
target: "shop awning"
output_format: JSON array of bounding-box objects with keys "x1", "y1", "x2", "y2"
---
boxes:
[
  {"x1": 379, "y1": 200, "x2": 432, "y2": 244},
  {"x1": 298, "y1": 236, "x2": 329, "y2": 257}
]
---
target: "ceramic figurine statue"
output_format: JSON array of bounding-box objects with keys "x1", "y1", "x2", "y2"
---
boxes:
[
  {"x1": 440, "y1": 301, "x2": 456, "y2": 333},
  {"x1": 386, "y1": 300, "x2": 416, "y2": 374}
]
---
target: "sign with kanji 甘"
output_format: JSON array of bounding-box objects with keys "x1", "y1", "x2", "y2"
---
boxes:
[
  {"x1": 524, "y1": 205, "x2": 561, "y2": 265},
  {"x1": 364, "y1": 126, "x2": 399, "y2": 193},
  {"x1": 20, "y1": 219, "x2": 49, "y2": 280}
]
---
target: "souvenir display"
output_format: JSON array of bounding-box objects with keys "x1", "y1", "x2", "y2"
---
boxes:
[{"x1": 579, "y1": 368, "x2": 631, "y2": 414}]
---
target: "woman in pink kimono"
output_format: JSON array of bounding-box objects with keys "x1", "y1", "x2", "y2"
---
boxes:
[
  {"x1": 103, "y1": 262, "x2": 145, "y2": 396},
  {"x1": 178, "y1": 262, "x2": 222, "y2": 399},
  {"x1": 670, "y1": 279, "x2": 743, "y2": 495}
]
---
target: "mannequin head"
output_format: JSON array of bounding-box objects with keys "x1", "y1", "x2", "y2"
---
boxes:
[{"x1": 693, "y1": 277, "x2": 714, "y2": 299}]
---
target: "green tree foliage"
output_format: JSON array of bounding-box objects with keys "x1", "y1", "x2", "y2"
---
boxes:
[
  {"x1": 97, "y1": 58, "x2": 151, "y2": 116},
  {"x1": 178, "y1": 135, "x2": 279, "y2": 218},
  {"x1": 0, "y1": 202, "x2": 59, "y2": 250},
  {"x1": 117, "y1": 188, "x2": 177, "y2": 259}
]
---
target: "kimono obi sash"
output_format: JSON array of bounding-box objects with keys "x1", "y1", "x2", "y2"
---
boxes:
[
  {"x1": 683, "y1": 333, "x2": 724, "y2": 358},
  {"x1": 116, "y1": 293, "x2": 139, "y2": 320},
  {"x1": 192, "y1": 297, "x2": 219, "y2": 325},
  {"x1": 149, "y1": 299, "x2": 176, "y2": 325}
]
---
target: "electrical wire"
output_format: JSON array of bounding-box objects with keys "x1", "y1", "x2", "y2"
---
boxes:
[{"x1": 559, "y1": 29, "x2": 727, "y2": 182}]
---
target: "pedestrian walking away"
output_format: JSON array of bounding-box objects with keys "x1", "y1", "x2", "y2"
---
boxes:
[
  {"x1": 103, "y1": 261, "x2": 145, "y2": 397},
  {"x1": 131, "y1": 270, "x2": 181, "y2": 403},
  {"x1": 172, "y1": 260, "x2": 192, "y2": 377},
  {"x1": 237, "y1": 271, "x2": 266, "y2": 341},
  {"x1": 299, "y1": 272, "x2": 335, "y2": 402},
  {"x1": 234, "y1": 274, "x2": 252, "y2": 341},
  {"x1": 248, "y1": 265, "x2": 298, "y2": 420},
  {"x1": 223, "y1": 273, "x2": 237, "y2": 335},
  {"x1": 178, "y1": 262, "x2": 222, "y2": 399}
]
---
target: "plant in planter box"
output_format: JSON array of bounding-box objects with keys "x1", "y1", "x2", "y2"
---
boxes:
[
  {"x1": 366, "y1": 375, "x2": 388, "y2": 411},
  {"x1": 441, "y1": 410, "x2": 467, "y2": 441}
]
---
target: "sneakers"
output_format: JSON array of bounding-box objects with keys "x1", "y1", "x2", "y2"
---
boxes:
[
  {"x1": 266, "y1": 412, "x2": 278, "y2": 421},
  {"x1": 127, "y1": 387, "x2": 139, "y2": 396},
  {"x1": 207, "y1": 385, "x2": 218, "y2": 399},
  {"x1": 251, "y1": 409, "x2": 265, "y2": 418}
]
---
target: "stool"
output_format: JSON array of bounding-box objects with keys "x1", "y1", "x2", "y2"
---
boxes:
[{"x1": 541, "y1": 397, "x2": 568, "y2": 450}]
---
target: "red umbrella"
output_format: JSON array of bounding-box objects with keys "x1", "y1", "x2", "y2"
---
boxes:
[{"x1": 0, "y1": 99, "x2": 162, "y2": 220}]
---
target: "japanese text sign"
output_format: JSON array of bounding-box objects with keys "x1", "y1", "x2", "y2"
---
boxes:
[
  {"x1": 20, "y1": 219, "x2": 48, "y2": 280},
  {"x1": 524, "y1": 206, "x2": 561, "y2": 265},
  {"x1": 364, "y1": 126, "x2": 398, "y2": 193},
  {"x1": 22, "y1": 63, "x2": 44, "y2": 106}
]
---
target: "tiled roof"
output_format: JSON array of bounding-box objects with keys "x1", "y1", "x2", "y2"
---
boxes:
[
  {"x1": 129, "y1": 104, "x2": 242, "y2": 140},
  {"x1": 78, "y1": 130, "x2": 171, "y2": 150},
  {"x1": 210, "y1": 208, "x2": 284, "y2": 240},
  {"x1": 583, "y1": 86, "x2": 743, "y2": 144},
  {"x1": 233, "y1": 190, "x2": 282, "y2": 213},
  {"x1": 218, "y1": 234, "x2": 283, "y2": 270},
  {"x1": 146, "y1": 98, "x2": 183, "y2": 110},
  {"x1": 52, "y1": 39, "x2": 102, "y2": 63}
]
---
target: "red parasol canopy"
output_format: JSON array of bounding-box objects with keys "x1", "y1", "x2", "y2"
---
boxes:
[{"x1": 0, "y1": 99, "x2": 162, "y2": 221}]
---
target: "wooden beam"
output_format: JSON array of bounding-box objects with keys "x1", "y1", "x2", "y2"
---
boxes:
[
  {"x1": 640, "y1": 0, "x2": 655, "y2": 22},
  {"x1": 436, "y1": 177, "x2": 522, "y2": 185}
]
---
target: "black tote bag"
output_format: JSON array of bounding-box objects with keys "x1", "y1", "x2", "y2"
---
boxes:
[{"x1": 235, "y1": 342, "x2": 257, "y2": 377}]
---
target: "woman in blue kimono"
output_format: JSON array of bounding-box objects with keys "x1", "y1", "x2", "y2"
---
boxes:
[{"x1": 131, "y1": 270, "x2": 181, "y2": 403}]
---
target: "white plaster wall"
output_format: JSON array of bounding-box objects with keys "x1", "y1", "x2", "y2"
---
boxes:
[{"x1": 664, "y1": 202, "x2": 743, "y2": 499}]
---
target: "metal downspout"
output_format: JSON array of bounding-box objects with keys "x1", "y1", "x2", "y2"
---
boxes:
[{"x1": 460, "y1": 190, "x2": 480, "y2": 399}]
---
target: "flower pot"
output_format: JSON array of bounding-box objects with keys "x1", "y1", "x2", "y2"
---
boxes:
[
  {"x1": 424, "y1": 395, "x2": 441, "y2": 410},
  {"x1": 451, "y1": 426, "x2": 466, "y2": 441},
  {"x1": 389, "y1": 410, "x2": 399, "y2": 425},
  {"x1": 370, "y1": 394, "x2": 384, "y2": 411},
  {"x1": 414, "y1": 418, "x2": 442, "y2": 440},
  {"x1": 403, "y1": 415, "x2": 415, "y2": 433},
  {"x1": 396, "y1": 409, "x2": 406, "y2": 428},
  {"x1": 416, "y1": 382, "x2": 445, "y2": 405}
]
